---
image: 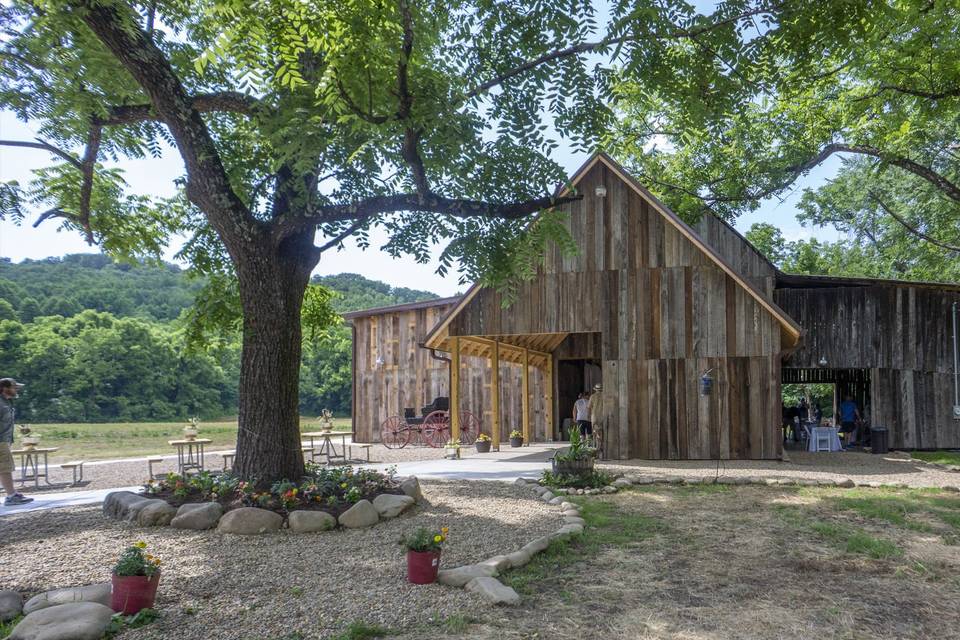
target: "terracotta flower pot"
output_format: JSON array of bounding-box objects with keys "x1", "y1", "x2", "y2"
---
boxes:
[
  {"x1": 475, "y1": 441, "x2": 491, "y2": 453},
  {"x1": 407, "y1": 550, "x2": 441, "y2": 584},
  {"x1": 111, "y1": 572, "x2": 160, "y2": 615}
]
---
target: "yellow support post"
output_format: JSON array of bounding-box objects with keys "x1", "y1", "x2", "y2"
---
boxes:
[
  {"x1": 491, "y1": 340, "x2": 500, "y2": 451},
  {"x1": 522, "y1": 348, "x2": 530, "y2": 445},
  {"x1": 545, "y1": 357, "x2": 554, "y2": 440},
  {"x1": 450, "y1": 337, "x2": 460, "y2": 443}
]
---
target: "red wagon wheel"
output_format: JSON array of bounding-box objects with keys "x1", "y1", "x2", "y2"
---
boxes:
[
  {"x1": 422, "y1": 410, "x2": 450, "y2": 448},
  {"x1": 456, "y1": 410, "x2": 481, "y2": 445},
  {"x1": 380, "y1": 415, "x2": 410, "y2": 449}
]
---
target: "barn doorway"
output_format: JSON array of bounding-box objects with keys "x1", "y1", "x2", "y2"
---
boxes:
[
  {"x1": 556, "y1": 359, "x2": 602, "y2": 441},
  {"x1": 782, "y1": 368, "x2": 872, "y2": 449}
]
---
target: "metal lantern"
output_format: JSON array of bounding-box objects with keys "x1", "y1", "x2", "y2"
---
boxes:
[{"x1": 699, "y1": 370, "x2": 714, "y2": 396}]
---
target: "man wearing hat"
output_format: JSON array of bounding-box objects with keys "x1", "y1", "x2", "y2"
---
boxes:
[{"x1": 1, "y1": 378, "x2": 33, "y2": 505}]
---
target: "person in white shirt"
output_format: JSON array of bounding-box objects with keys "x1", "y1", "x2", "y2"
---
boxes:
[{"x1": 573, "y1": 392, "x2": 592, "y2": 438}]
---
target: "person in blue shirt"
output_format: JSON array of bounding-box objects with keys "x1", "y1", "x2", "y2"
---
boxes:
[{"x1": 839, "y1": 395, "x2": 861, "y2": 446}]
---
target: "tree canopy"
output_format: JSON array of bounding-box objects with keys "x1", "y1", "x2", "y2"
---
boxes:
[{"x1": 612, "y1": 0, "x2": 960, "y2": 269}]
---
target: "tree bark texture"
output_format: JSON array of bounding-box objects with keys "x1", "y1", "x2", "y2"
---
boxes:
[{"x1": 233, "y1": 231, "x2": 320, "y2": 484}]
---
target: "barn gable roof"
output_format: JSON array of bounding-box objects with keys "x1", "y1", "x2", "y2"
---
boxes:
[{"x1": 423, "y1": 152, "x2": 803, "y2": 350}]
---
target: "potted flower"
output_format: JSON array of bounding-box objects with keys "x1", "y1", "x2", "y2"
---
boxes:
[
  {"x1": 317, "y1": 408, "x2": 335, "y2": 433},
  {"x1": 182, "y1": 417, "x2": 200, "y2": 441},
  {"x1": 401, "y1": 526, "x2": 447, "y2": 584},
  {"x1": 443, "y1": 438, "x2": 461, "y2": 460},
  {"x1": 111, "y1": 541, "x2": 161, "y2": 615},
  {"x1": 19, "y1": 424, "x2": 39, "y2": 449},
  {"x1": 509, "y1": 429, "x2": 524, "y2": 448},
  {"x1": 475, "y1": 433, "x2": 492, "y2": 453},
  {"x1": 551, "y1": 428, "x2": 596, "y2": 476}
]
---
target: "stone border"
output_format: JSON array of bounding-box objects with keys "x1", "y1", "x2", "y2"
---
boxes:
[
  {"x1": 435, "y1": 477, "x2": 586, "y2": 605},
  {"x1": 102, "y1": 476, "x2": 425, "y2": 533}
]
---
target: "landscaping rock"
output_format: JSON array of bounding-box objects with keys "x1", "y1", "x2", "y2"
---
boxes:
[
  {"x1": 478, "y1": 555, "x2": 511, "y2": 572},
  {"x1": 547, "y1": 496, "x2": 564, "y2": 506},
  {"x1": 554, "y1": 523, "x2": 584, "y2": 537},
  {"x1": 0, "y1": 590, "x2": 22, "y2": 621},
  {"x1": 171, "y1": 502, "x2": 223, "y2": 530},
  {"x1": 540, "y1": 491, "x2": 555, "y2": 502},
  {"x1": 612, "y1": 477, "x2": 632, "y2": 488},
  {"x1": 288, "y1": 510, "x2": 336, "y2": 533},
  {"x1": 521, "y1": 535, "x2": 552, "y2": 556},
  {"x1": 22, "y1": 584, "x2": 111, "y2": 615},
  {"x1": 559, "y1": 501, "x2": 575, "y2": 510},
  {"x1": 561, "y1": 509, "x2": 581, "y2": 518},
  {"x1": 464, "y1": 577, "x2": 520, "y2": 606},
  {"x1": 603, "y1": 485, "x2": 617, "y2": 493},
  {"x1": 437, "y1": 564, "x2": 497, "y2": 587},
  {"x1": 563, "y1": 516, "x2": 586, "y2": 526},
  {"x1": 533, "y1": 485, "x2": 550, "y2": 496},
  {"x1": 372, "y1": 494, "x2": 415, "y2": 519},
  {"x1": 103, "y1": 491, "x2": 173, "y2": 525},
  {"x1": 399, "y1": 476, "x2": 423, "y2": 503},
  {"x1": 11, "y1": 602, "x2": 114, "y2": 640},
  {"x1": 942, "y1": 485, "x2": 960, "y2": 493},
  {"x1": 338, "y1": 500, "x2": 379, "y2": 528},
  {"x1": 663, "y1": 476, "x2": 684, "y2": 484},
  {"x1": 217, "y1": 507, "x2": 283, "y2": 535},
  {"x1": 505, "y1": 549, "x2": 532, "y2": 569},
  {"x1": 633, "y1": 477, "x2": 655, "y2": 485},
  {"x1": 837, "y1": 478, "x2": 856, "y2": 488}
]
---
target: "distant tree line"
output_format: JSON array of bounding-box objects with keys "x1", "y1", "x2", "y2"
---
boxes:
[{"x1": 0, "y1": 255, "x2": 439, "y2": 422}]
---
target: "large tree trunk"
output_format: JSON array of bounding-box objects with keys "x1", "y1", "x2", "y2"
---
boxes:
[{"x1": 232, "y1": 231, "x2": 319, "y2": 484}]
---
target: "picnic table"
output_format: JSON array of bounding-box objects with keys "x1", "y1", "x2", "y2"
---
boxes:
[
  {"x1": 11, "y1": 447, "x2": 59, "y2": 488},
  {"x1": 302, "y1": 431, "x2": 349, "y2": 465},
  {"x1": 168, "y1": 438, "x2": 212, "y2": 475}
]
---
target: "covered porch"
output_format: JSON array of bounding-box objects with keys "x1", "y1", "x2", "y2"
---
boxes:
[{"x1": 430, "y1": 332, "x2": 569, "y2": 450}]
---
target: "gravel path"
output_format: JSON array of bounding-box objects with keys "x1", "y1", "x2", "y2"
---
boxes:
[
  {"x1": 598, "y1": 449, "x2": 960, "y2": 488},
  {"x1": 15, "y1": 445, "x2": 449, "y2": 495},
  {"x1": 0, "y1": 480, "x2": 561, "y2": 640}
]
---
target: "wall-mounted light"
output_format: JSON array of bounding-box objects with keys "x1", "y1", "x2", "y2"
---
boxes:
[
  {"x1": 375, "y1": 355, "x2": 384, "y2": 368},
  {"x1": 595, "y1": 185, "x2": 607, "y2": 198},
  {"x1": 818, "y1": 356, "x2": 828, "y2": 367},
  {"x1": 699, "y1": 368, "x2": 714, "y2": 396}
]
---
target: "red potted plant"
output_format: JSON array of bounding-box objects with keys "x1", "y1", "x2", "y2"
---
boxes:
[
  {"x1": 401, "y1": 526, "x2": 447, "y2": 584},
  {"x1": 111, "y1": 541, "x2": 161, "y2": 614}
]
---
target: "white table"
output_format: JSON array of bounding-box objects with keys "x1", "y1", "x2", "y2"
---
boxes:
[
  {"x1": 12, "y1": 447, "x2": 59, "y2": 488},
  {"x1": 168, "y1": 438, "x2": 211, "y2": 475},
  {"x1": 807, "y1": 427, "x2": 843, "y2": 452}
]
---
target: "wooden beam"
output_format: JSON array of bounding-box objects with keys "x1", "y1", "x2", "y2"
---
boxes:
[
  {"x1": 492, "y1": 340, "x2": 500, "y2": 451},
  {"x1": 546, "y1": 356, "x2": 554, "y2": 441},
  {"x1": 450, "y1": 337, "x2": 460, "y2": 443},
  {"x1": 522, "y1": 347, "x2": 530, "y2": 445}
]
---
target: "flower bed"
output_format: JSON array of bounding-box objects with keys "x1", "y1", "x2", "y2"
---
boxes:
[{"x1": 142, "y1": 463, "x2": 404, "y2": 518}]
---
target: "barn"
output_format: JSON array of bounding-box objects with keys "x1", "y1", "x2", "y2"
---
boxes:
[{"x1": 346, "y1": 153, "x2": 960, "y2": 458}]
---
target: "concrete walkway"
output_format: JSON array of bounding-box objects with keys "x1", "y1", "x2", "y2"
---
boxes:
[{"x1": 1, "y1": 444, "x2": 564, "y2": 516}]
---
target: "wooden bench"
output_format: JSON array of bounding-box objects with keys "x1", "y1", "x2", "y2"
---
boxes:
[
  {"x1": 219, "y1": 450, "x2": 237, "y2": 471},
  {"x1": 147, "y1": 456, "x2": 165, "y2": 480},
  {"x1": 60, "y1": 460, "x2": 84, "y2": 485},
  {"x1": 350, "y1": 443, "x2": 372, "y2": 462}
]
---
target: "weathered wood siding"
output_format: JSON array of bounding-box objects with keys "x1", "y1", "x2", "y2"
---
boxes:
[
  {"x1": 776, "y1": 285, "x2": 960, "y2": 449},
  {"x1": 691, "y1": 215, "x2": 777, "y2": 297},
  {"x1": 351, "y1": 304, "x2": 547, "y2": 443},
  {"x1": 448, "y1": 160, "x2": 785, "y2": 460}
]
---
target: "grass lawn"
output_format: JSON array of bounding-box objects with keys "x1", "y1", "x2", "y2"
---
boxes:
[
  {"x1": 17, "y1": 418, "x2": 352, "y2": 462},
  {"x1": 391, "y1": 483, "x2": 960, "y2": 640},
  {"x1": 911, "y1": 451, "x2": 960, "y2": 466}
]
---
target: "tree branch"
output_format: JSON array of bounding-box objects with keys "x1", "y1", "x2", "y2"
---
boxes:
[
  {"x1": 77, "y1": 123, "x2": 101, "y2": 244},
  {"x1": 0, "y1": 138, "x2": 81, "y2": 168},
  {"x1": 315, "y1": 216, "x2": 373, "y2": 254},
  {"x1": 274, "y1": 192, "x2": 583, "y2": 241},
  {"x1": 100, "y1": 91, "x2": 261, "y2": 126},
  {"x1": 870, "y1": 192, "x2": 960, "y2": 252}
]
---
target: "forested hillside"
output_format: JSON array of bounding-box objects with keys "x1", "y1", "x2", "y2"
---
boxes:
[{"x1": 0, "y1": 255, "x2": 441, "y2": 422}]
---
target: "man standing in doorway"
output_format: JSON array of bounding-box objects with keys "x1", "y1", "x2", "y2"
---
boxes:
[
  {"x1": 588, "y1": 383, "x2": 605, "y2": 451},
  {"x1": 839, "y1": 395, "x2": 862, "y2": 447},
  {"x1": 573, "y1": 392, "x2": 591, "y2": 438},
  {"x1": 1, "y1": 378, "x2": 33, "y2": 506}
]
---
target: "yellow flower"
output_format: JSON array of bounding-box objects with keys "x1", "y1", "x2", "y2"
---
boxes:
[
  {"x1": 433, "y1": 535, "x2": 442, "y2": 543},
  {"x1": 441, "y1": 527, "x2": 449, "y2": 534},
  {"x1": 340, "y1": 482, "x2": 347, "y2": 488},
  {"x1": 134, "y1": 541, "x2": 147, "y2": 549}
]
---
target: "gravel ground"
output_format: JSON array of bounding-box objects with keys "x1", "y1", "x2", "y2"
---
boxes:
[
  {"x1": 0, "y1": 480, "x2": 560, "y2": 640},
  {"x1": 13, "y1": 445, "x2": 449, "y2": 495},
  {"x1": 598, "y1": 448, "x2": 960, "y2": 488}
]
